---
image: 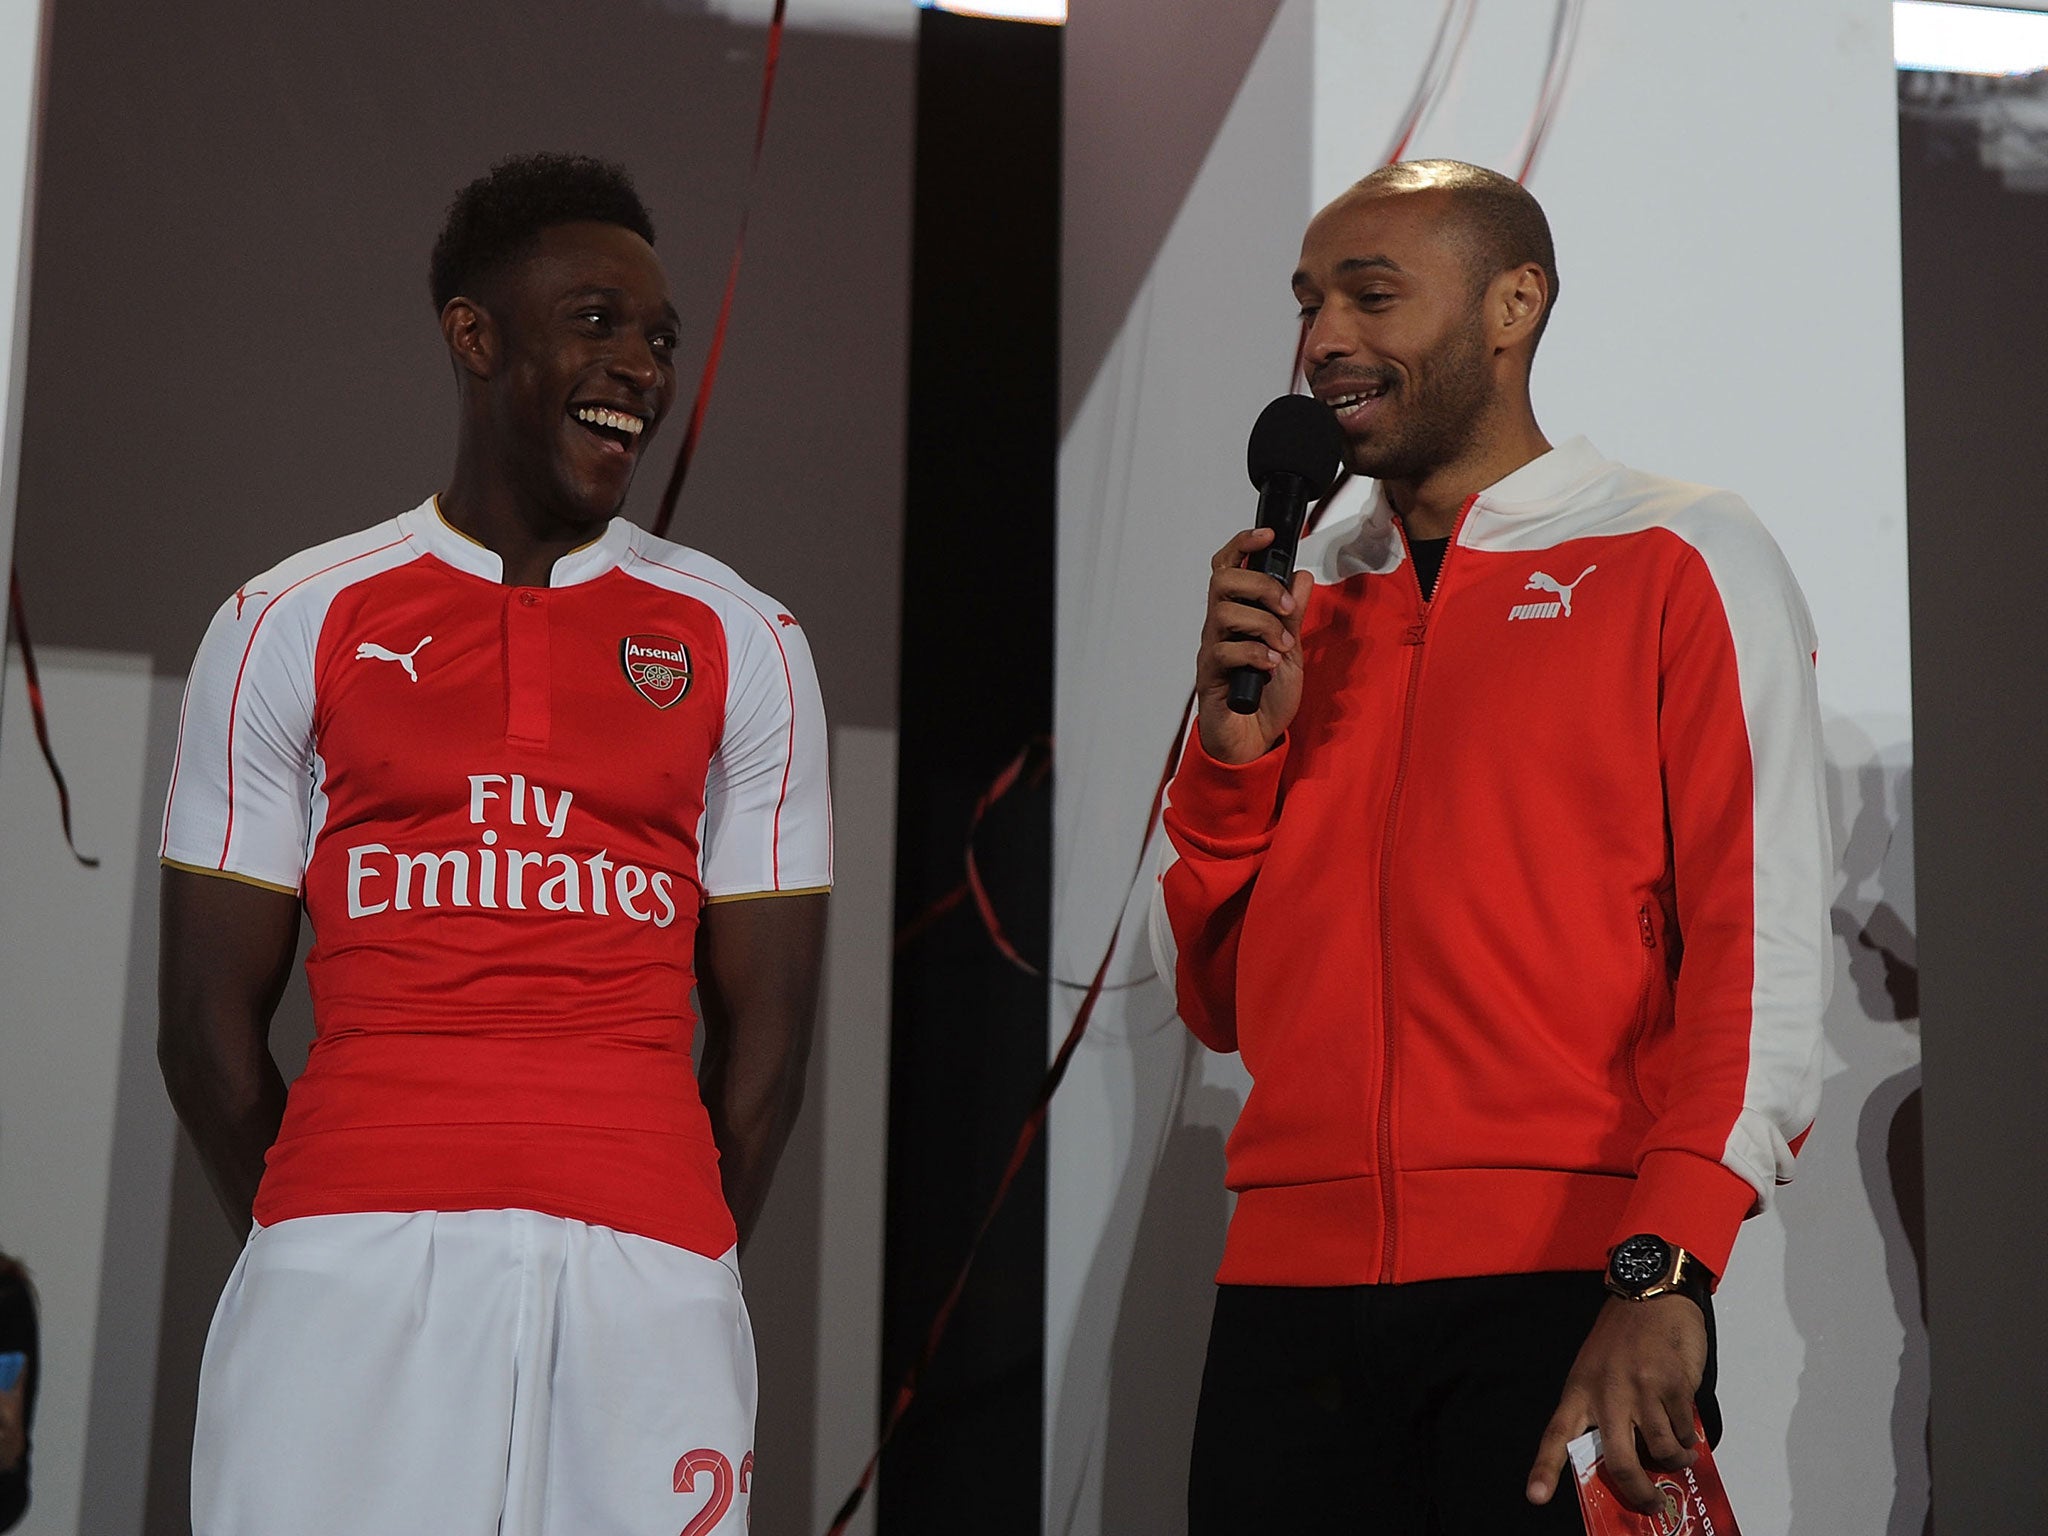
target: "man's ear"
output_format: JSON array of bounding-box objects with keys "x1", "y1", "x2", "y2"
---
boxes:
[
  {"x1": 1493, "y1": 263, "x2": 1549, "y2": 354},
  {"x1": 441, "y1": 297, "x2": 496, "y2": 381}
]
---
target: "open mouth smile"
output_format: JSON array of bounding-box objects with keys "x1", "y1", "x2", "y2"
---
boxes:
[
  {"x1": 570, "y1": 404, "x2": 649, "y2": 455},
  {"x1": 1321, "y1": 382, "x2": 1392, "y2": 423}
]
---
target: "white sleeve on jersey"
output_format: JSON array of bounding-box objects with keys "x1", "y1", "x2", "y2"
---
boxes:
[
  {"x1": 161, "y1": 521, "x2": 417, "y2": 893},
  {"x1": 700, "y1": 604, "x2": 832, "y2": 901},
  {"x1": 160, "y1": 587, "x2": 321, "y2": 894}
]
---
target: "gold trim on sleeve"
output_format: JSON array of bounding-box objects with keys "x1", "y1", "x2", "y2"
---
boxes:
[
  {"x1": 702, "y1": 883, "x2": 832, "y2": 906},
  {"x1": 161, "y1": 858, "x2": 301, "y2": 896}
]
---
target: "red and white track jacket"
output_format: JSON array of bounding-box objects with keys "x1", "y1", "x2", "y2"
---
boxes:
[{"x1": 1150, "y1": 438, "x2": 1830, "y2": 1287}]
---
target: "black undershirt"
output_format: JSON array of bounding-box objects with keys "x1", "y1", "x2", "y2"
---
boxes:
[{"x1": 1407, "y1": 535, "x2": 1451, "y2": 600}]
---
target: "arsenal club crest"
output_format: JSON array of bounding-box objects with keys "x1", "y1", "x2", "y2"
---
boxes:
[{"x1": 620, "y1": 634, "x2": 692, "y2": 709}]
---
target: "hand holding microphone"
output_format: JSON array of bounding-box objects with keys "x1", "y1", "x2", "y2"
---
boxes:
[{"x1": 1195, "y1": 395, "x2": 1347, "y2": 765}]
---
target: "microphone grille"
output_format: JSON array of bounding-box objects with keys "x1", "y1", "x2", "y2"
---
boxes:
[{"x1": 1246, "y1": 394, "x2": 1347, "y2": 498}]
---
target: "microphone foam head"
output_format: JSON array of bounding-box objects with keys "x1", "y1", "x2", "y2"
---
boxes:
[{"x1": 1247, "y1": 393, "x2": 1347, "y2": 497}]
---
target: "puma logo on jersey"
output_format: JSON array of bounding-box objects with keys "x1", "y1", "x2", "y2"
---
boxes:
[
  {"x1": 355, "y1": 635, "x2": 433, "y2": 681},
  {"x1": 1509, "y1": 565, "x2": 1597, "y2": 621},
  {"x1": 234, "y1": 587, "x2": 268, "y2": 619}
]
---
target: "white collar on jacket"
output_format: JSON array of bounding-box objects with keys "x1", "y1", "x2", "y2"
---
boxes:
[{"x1": 1310, "y1": 435, "x2": 1610, "y2": 583}]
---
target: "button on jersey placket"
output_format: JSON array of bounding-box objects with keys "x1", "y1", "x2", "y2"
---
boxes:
[{"x1": 506, "y1": 587, "x2": 552, "y2": 749}]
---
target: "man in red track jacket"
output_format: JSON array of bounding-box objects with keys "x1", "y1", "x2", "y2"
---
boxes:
[{"x1": 1152, "y1": 161, "x2": 1830, "y2": 1533}]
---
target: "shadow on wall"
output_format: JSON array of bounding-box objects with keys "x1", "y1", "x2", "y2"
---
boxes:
[
  {"x1": 1100, "y1": 1068, "x2": 1235, "y2": 1535},
  {"x1": 1840, "y1": 758, "x2": 1929, "y2": 1536},
  {"x1": 1052, "y1": 1020, "x2": 1235, "y2": 1536},
  {"x1": 1784, "y1": 727, "x2": 1927, "y2": 1536}
]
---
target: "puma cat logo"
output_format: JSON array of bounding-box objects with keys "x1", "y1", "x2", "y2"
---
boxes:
[
  {"x1": 1509, "y1": 565, "x2": 1598, "y2": 621},
  {"x1": 355, "y1": 635, "x2": 433, "y2": 681}
]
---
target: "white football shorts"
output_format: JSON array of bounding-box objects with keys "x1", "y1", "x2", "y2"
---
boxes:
[{"x1": 191, "y1": 1208, "x2": 757, "y2": 1535}]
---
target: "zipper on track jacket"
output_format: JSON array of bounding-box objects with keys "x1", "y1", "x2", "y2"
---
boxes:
[{"x1": 1375, "y1": 495, "x2": 1478, "y2": 1284}]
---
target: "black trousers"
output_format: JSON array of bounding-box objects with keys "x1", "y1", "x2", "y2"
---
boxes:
[{"x1": 1188, "y1": 1272, "x2": 1719, "y2": 1536}]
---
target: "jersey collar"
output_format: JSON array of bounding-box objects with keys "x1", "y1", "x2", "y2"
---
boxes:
[{"x1": 399, "y1": 498, "x2": 637, "y2": 588}]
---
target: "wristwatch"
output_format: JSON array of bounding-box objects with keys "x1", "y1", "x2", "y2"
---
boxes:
[{"x1": 1605, "y1": 1234, "x2": 1712, "y2": 1308}]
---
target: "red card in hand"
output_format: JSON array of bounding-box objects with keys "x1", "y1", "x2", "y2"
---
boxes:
[{"x1": 1568, "y1": 1419, "x2": 1741, "y2": 1535}]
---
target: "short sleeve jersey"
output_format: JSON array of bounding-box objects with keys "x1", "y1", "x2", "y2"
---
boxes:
[{"x1": 161, "y1": 499, "x2": 832, "y2": 1257}]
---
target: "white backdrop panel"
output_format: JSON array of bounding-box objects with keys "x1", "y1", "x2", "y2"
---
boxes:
[
  {"x1": 1049, "y1": 6, "x2": 1309, "y2": 1526},
  {"x1": 1053, "y1": 3, "x2": 1918, "y2": 1533}
]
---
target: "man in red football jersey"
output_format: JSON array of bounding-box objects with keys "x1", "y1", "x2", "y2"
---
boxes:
[{"x1": 159, "y1": 154, "x2": 829, "y2": 1534}]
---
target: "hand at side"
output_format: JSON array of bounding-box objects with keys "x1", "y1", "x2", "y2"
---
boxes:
[{"x1": 1526, "y1": 1293, "x2": 1708, "y2": 1514}]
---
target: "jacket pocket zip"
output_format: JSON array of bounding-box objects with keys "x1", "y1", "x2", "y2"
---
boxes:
[{"x1": 1626, "y1": 903, "x2": 1658, "y2": 1107}]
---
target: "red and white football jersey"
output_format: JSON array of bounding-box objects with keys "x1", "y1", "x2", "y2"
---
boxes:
[{"x1": 162, "y1": 498, "x2": 832, "y2": 1258}]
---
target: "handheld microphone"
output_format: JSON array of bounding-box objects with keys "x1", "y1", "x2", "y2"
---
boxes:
[{"x1": 1227, "y1": 394, "x2": 1347, "y2": 715}]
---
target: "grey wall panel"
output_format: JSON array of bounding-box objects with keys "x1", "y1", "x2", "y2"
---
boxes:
[
  {"x1": 1060, "y1": 0, "x2": 1285, "y2": 425},
  {"x1": 12, "y1": 0, "x2": 910, "y2": 730},
  {"x1": 806, "y1": 724, "x2": 894, "y2": 1536},
  {"x1": 1899, "y1": 109, "x2": 2048, "y2": 1530},
  {"x1": 0, "y1": 648, "x2": 156, "y2": 1536},
  {"x1": 76, "y1": 672, "x2": 187, "y2": 1536}
]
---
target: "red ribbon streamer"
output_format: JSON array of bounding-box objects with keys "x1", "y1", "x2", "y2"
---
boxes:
[
  {"x1": 829, "y1": 2, "x2": 1501, "y2": 1510},
  {"x1": 1382, "y1": 0, "x2": 1478, "y2": 165},
  {"x1": 892, "y1": 738, "x2": 1049, "y2": 964},
  {"x1": 826, "y1": 717, "x2": 1184, "y2": 1536},
  {"x1": 962, "y1": 736, "x2": 1052, "y2": 976},
  {"x1": 1290, "y1": 312, "x2": 1311, "y2": 393},
  {"x1": 650, "y1": 0, "x2": 789, "y2": 542},
  {"x1": 6, "y1": 568, "x2": 99, "y2": 868},
  {"x1": 891, "y1": 736, "x2": 1163, "y2": 995},
  {"x1": 828, "y1": 464, "x2": 1350, "y2": 1531},
  {"x1": 1515, "y1": 0, "x2": 1586, "y2": 184},
  {"x1": 892, "y1": 880, "x2": 969, "y2": 959}
]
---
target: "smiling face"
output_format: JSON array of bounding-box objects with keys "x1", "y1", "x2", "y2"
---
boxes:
[
  {"x1": 473, "y1": 220, "x2": 680, "y2": 523},
  {"x1": 1293, "y1": 188, "x2": 1517, "y2": 484}
]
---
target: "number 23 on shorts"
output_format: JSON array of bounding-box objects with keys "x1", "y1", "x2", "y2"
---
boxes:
[{"x1": 675, "y1": 1447, "x2": 755, "y2": 1534}]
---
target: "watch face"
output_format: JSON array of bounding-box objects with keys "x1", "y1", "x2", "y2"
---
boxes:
[{"x1": 1610, "y1": 1235, "x2": 1673, "y2": 1290}]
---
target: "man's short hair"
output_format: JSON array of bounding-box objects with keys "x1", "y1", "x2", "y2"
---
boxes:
[
  {"x1": 1350, "y1": 159, "x2": 1560, "y2": 346},
  {"x1": 428, "y1": 153, "x2": 656, "y2": 313}
]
